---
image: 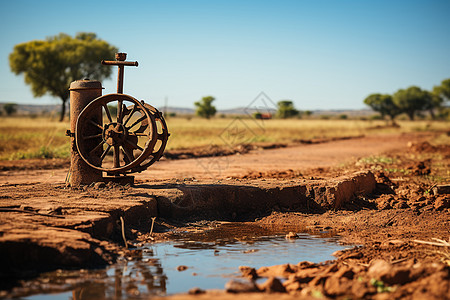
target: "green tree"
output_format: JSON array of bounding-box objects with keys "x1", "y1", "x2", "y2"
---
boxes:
[
  {"x1": 303, "y1": 110, "x2": 312, "y2": 117},
  {"x1": 433, "y1": 78, "x2": 450, "y2": 119},
  {"x1": 433, "y1": 78, "x2": 450, "y2": 102},
  {"x1": 276, "y1": 100, "x2": 298, "y2": 119},
  {"x1": 9, "y1": 32, "x2": 117, "y2": 121},
  {"x1": 3, "y1": 103, "x2": 17, "y2": 116},
  {"x1": 363, "y1": 93, "x2": 400, "y2": 123},
  {"x1": 423, "y1": 90, "x2": 443, "y2": 119},
  {"x1": 393, "y1": 86, "x2": 429, "y2": 120},
  {"x1": 194, "y1": 96, "x2": 217, "y2": 119}
]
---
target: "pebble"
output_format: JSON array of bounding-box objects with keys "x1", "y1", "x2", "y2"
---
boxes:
[{"x1": 225, "y1": 279, "x2": 259, "y2": 293}]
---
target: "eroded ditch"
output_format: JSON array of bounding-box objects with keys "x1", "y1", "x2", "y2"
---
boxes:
[
  {"x1": 10, "y1": 223, "x2": 349, "y2": 299},
  {"x1": 0, "y1": 171, "x2": 377, "y2": 299}
]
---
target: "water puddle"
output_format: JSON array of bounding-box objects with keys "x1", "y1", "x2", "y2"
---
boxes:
[{"x1": 13, "y1": 223, "x2": 347, "y2": 299}]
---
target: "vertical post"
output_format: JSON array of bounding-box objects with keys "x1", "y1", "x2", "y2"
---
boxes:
[
  {"x1": 117, "y1": 64, "x2": 124, "y2": 94},
  {"x1": 101, "y1": 52, "x2": 138, "y2": 95},
  {"x1": 68, "y1": 80, "x2": 103, "y2": 186},
  {"x1": 115, "y1": 52, "x2": 127, "y2": 94}
]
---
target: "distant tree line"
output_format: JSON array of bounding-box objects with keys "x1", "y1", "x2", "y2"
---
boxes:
[
  {"x1": 194, "y1": 96, "x2": 305, "y2": 120},
  {"x1": 364, "y1": 79, "x2": 450, "y2": 122},
  {"x1": 2, "y1": 103, "x2": 17, "y2": 116}
]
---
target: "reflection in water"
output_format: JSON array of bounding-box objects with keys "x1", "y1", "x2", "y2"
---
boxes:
[
  {"x1": 16, "y1": 223, "x2": 345, "y2": 299},
  {"x1": 70, "y1": 252, "x2": 168, "y2": 299}
]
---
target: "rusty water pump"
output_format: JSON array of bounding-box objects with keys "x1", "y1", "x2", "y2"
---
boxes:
[{"x1": 67, "y1": 53, "x2": 169, "y2": 186}]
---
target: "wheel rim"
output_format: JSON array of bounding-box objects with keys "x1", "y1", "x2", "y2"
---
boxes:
[
  {"x1": 76, "y1": 93, "x2": 158, "y2": 174},
  {"x1": 132, "y1": 103, "x2": 169, "y2": 172}
]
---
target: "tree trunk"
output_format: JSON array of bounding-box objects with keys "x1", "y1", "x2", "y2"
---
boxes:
[
  {"x1": 389, "y1": 115, "x2": 397, "y2": 126},
  {"x1": 407, "y1": 111, "x2": 415, "y2": 120},
  {"x1": 429, "y1": 109, "x2": 436, "y2": 120},
  {"x1": 59, "y1": 98, "x2": 67, "y2": 122}
]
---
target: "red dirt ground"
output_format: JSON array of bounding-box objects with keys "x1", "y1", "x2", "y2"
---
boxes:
[{"x1": 0, "y1": 131, "x2": 449, "y2": 299}]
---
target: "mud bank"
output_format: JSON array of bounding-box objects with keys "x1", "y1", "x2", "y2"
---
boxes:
[{"x1": 0, "y1": 171, "x2": 375, "y2": 283}]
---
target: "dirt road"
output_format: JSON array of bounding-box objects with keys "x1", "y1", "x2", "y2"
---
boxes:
[{"x1": 0, "y1": 132, "x2": 429, "y2": 185}]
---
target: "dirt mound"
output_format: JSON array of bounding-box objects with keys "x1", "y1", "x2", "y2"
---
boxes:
[{"x1": 408, "y1": 141, "x2": 450, "y2": 157}]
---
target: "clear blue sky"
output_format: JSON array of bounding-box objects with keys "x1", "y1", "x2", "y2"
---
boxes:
[{"x1": 1, "y1": 0, "x2": 449, "y2": 111}]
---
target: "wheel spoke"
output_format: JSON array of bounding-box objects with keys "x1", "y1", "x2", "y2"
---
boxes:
[
  {"x1": 125, "y1": 139, "x2": 143, "y2": 151},
  {"x1": 89, "y1": 120, "x2": 104, "y2": 130},
  {"x1": 117, "y1": 99, "x2": 124, "y2": 123},
  {"x1": 121, "y1": 146, "x2": 134, "y2": 163},
  {"x1": 113, "y1": 145, "x2": 120, "y2": 168},
  {"x1": 123, "y1": 104, "x2": 138, "y2": 127},
  {"x1": 100, "y1": 144, "x2": 112, "y2": 162},
  {"x1": 127, "y1": 115, "x2": 147, "y2": 130},
  {"x1": 89, "y1": 140, "x2": 105, "y2": 157},
  {"x1": 103, "y1": 104, "x2": 113, "y2": 123},
  {"x1": 83, "y1": 133, "x2": 103, "y2": 140}
]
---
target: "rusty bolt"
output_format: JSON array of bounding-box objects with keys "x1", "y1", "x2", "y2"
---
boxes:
[{"x1": 116, "y1": 53, "x2": 127, "y2": 61}]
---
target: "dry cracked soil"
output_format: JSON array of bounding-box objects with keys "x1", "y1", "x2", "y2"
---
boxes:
[{"x1": 0, "y1": 131, "x2": 449, "y2": 299}]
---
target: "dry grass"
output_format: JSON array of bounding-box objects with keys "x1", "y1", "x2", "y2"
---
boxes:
[
  {"x1": 0, "y1": 117, "x2": 70, "y2": 160},
  {"x1": 164, "y1": 117, "x2": 449, "y2": 150},
  {"x1": 0, "y1": 115, "x2": 448, "y2": 160}
]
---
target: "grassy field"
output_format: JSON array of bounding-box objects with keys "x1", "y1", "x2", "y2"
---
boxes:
[{"x1": 0, "y1": 116, "x2": 448, "y2": 160}]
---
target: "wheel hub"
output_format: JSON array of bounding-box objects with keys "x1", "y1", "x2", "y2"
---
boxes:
[{"x1": 103, "y1": 122, "x2": 127, "y2": 146}]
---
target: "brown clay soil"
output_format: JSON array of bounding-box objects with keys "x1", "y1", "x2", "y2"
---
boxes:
[{"x1": 0, "y1": 131, "x2": 449, "y2": 299}]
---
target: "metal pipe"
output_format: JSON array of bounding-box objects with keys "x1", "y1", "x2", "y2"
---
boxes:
[
  {"x1": 101, "y1": 60, "x2": 138, "y2": 66},
  {"x1": 68, "y1": 80, "x2": 103, "y2": 186}
]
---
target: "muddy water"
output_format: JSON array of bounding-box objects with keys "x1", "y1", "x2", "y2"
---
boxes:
[{"x1": 18, "y1": 223, "x2": 347, "y2": 299}]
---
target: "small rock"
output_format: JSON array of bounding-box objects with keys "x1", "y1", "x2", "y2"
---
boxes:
[
  {"x1": 225, "y1": 279, "x2": 260, "y2": 293},
  {"x1": 324, "y1": 276, "x2": 352, "y2": 296},
  {"x1": 93, "y1": 182, "x2": 106, "y2": 189},
  {"x1": 283, "y1": 280, "x2": 302, "y2": 293},
  {"x1": 334, "y1": 265, "x2": 354, "y2": 279},
  {"x1": 257, "y1": 264, "x2": 297, "y2": 278},
  {"x1": 239, "y1": 266, "x2": 258, "y2": 279},
  {"x1": 434, "y1": 197, "x2": 450, "y2": 211},
  {"x1": 188, "y1": 287, "x2": 205, "y2": 294},
  {"x1": 386, "y1": 266, "x2": 411, "y2": 285},
  {"x1": 367, "y1": 259, "x2": 411, "y2": 285},
  {"x1": 243, "y1": 249, "x2": 258, "y2": 254},
  {"x1": 378, "y1": 201, "x2": 392, "y2": 210},
  {"x1": 340, "y1": 251, "x2": 363, "y2": 260},
  {"x1": 367, "y1": 259, "x2": 392, "y2": 280},
  {"x1": 285, "y1": 232, "x2": 298, "y2": 239},
  {"x1": 393, "y1": 200, "x2": 409, "y2": 209},
  {"x1": 381, "y1": 239, "x2": 405, "y2": 249},
  {"x1": 177, "y1": 265, "x2": 188, "y2": 271},
  {"x1": 258, "y1": 277, "x2": 286, "y2": 293},
  {"x1": 297, "y1": 261, "x2": 316, "y2": 268}
]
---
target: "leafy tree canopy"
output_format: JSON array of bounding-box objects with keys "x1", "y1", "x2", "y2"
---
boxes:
[
  {"x1": 194, "y1": 96, "x2": 217, "y2": 119},
  {"x1": 393, "y1": 86, "x2": 429, "y2": 120},
  {"x1": 363, "y1": 93, "x2": 400, "y2": 122},
  {"x1": 433, "y1": 78, "x2": 450, "y2": 103},
  {"x1": 9, "y1": 32, "x2": 118, "y2": 121},
  {"x1": 276, "y1": 100, "x2": 298, "y2": 119}
]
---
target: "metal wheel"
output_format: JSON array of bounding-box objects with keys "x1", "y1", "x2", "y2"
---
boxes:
[
  {"x1": 135, "y1": 103, "x2": 169, "y2": 172},
  {"x1": 76, "y1": 93, "x2": 158, "y2": 174}
]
